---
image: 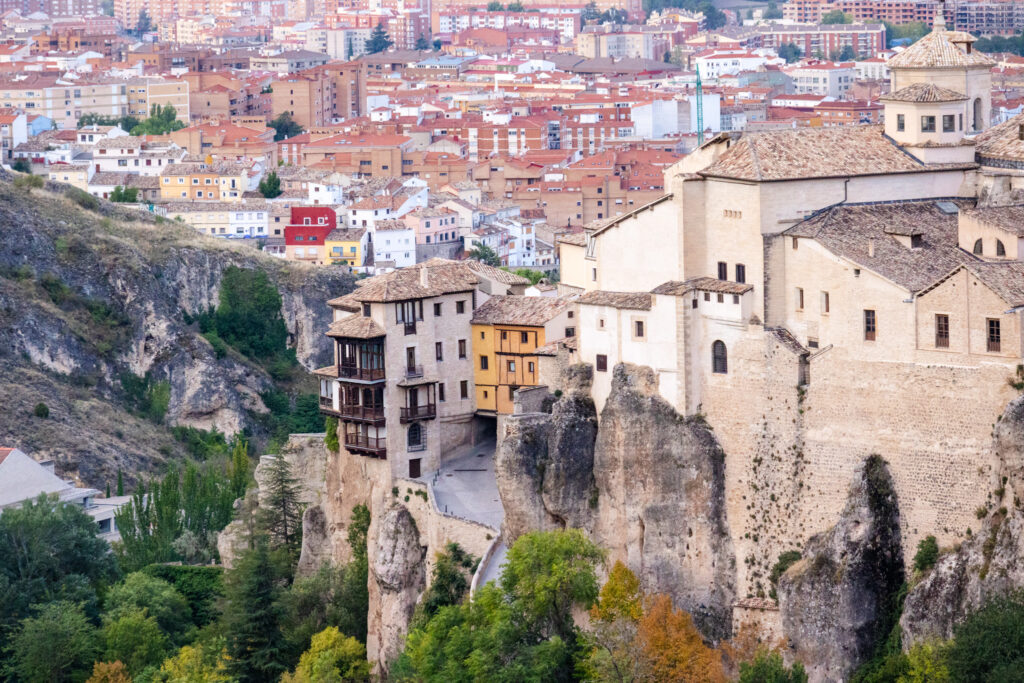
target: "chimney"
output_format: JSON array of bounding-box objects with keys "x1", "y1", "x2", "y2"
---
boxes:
[
  {"x1": 419, "y1": 265, "x2": 429, "y2": 288},
  {"x1": 868, "y1": 239, "x2": 875, "y2": 258}
]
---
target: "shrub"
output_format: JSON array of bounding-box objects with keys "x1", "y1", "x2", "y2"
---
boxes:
[
  {"x1": 141, "y1": 564, "x2": 225, "y2": 627},
  {"x1": 202, "y1": 331, "x2": 228, "y2": 359},
  {"x1": 13, "y1": 173, "x2": 44, "y2": 193},
  {"x1": 739, "y1": 650, "x2": 808, "y2": 682},
  {"x1": 947, "y1": 593, "x2": 1024, "y2": 680},
  {"x1": 913, "y1": 535, "x2": 939, "y2": 573},
  {"x1": 65, "y1": 186, "x2": 100, "y2": 210},
  {"x1": 325, "y1": 417, "x2": 339, "y2": 452},
  {"x1": 33, "y1": 402, "x2": 50, "y2": 418},
  {"x1": 12, "y1": 158, "x2": 31, "y2": 173},
  {"x1": 39, "y1": 272, "x2": 72, "y2": 304},
  {"x1": 769, "y1": 550, "x2": 802, "y2": 600}
]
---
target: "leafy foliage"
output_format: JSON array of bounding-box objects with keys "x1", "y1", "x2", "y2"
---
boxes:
[
  {"x1": 769, "y1": 550, "x2": 801, "y2": 600},
  {"x1": 257, "y1": 455, "x2": 304, "y2": 563},
  {"x1": 130, "y1": 104, "x2": 185, "y2": 136},
  {"x1": 100, "y1": 607, "x2": 169, "y2": 677},
  {"x1": 7, "y1": 601, "x2": 99, "y2": 683},
  {"x1": 258, "y1": 170, "x2": 282, "y2": 198},
  {"x1": 209, "y1": 266, "x2": 289, "y2": 361},
  {"x1": 974, "y1": 32, "x2": 1024, "y2": 56},
  {"x1": 636, "y1": 594, "x2": 725, "y2": 682},
  {"x1": 12, "y1": 157, "x2": 31, "y2": 173},
  {"x1": 822, "y1": 9, "x2": 852, "y2": 23},
  {"x1": 108, "y1": 186, "x2": 139, "y2": 203},
  {"x1": 120, "y1": 372, "x2": 171, "y2": 423},
  {"x1": 140, "y1": 564, "x2": 225, "y2": 628},
  {"x1": 466, "y1": 243, "x2": 500, "y2": 267},
  {"x1": 414, "y1": 542, "x2": 478, "y2": 628},
  {"x1": 33, "y1": 401, "x2": 49, "y2": 417},
  {"x1": 738, "y1": 650, "x2": 808, "y2": 682},
  {"x1": 66, "y1": 186, "x2": 101, "y2": 210},
  {"x1": 947, "y1": 593, "x2": 1024, "y2": 681},
  {"x1": 325, "y1": 416, "x2": 340, "y2": 452},
  {"x1": 86, "y1": 660, "x2": 133, "y2": 683},
  {"x1": 14, "y1": 173, "x2": 44, "y2": 193},
  {"x1": 268, "y1": 113, "x2": 304, "y2": 142},
  {"x1": 281, "y1": 627, "x2": 370, "y2": 683},
  {"x1": 913, "y1": 535, "x2": 939, "y2": 573},
  {"x1": 153, "y1": 640, "x2": 231, "y2": 682},
  {"x1": 104, "y1": 572, "x2": 193, "y2": 645},
  {"x1": 78, "y1": 113, "x2": 140, "y2": 131},
  {"x1": 367, "y1": 22, "x2": 394, "y2": 53},
  {"x1": 224, "y1": 541, "x2": 288, "y2": 683}
]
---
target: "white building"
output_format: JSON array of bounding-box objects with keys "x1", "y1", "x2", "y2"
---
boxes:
[
  {"x1": 373, "y1": 220, "x2": 417, "y2": 269},
  {"x1": 789, "y1": 62, "x2": 857, "y2": 98}
]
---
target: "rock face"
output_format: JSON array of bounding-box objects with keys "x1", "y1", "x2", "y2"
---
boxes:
[
  {"x1": 496, "y1": 362, "x2": 735, "y2": 637},
  {"x1": 496, "y1": 364, "x2": 597, "y2": 539},
  {"x1": 297, "y1": 504, "x2": 332, "y2": 578},
  {"x1": 0, "y1": 180, "x2": 352, "y2": 486},
  {"x1": 369, "y1": 505, "x2": 426, "y2": 672},
  {"x1": 901, "y1": 395, "x2": 1024, "y2": 644},
  {"x1": 778, "y1": 455, "x2": 904, "y2": 682}
]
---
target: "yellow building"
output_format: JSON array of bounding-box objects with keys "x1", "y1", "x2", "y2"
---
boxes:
[
  {"x1": 325, "y1": 228, "x2": 368, "y2": 269},
  {"x1": 159, "y1": 161, "x2": 249, "y2": 202},
  {"x1": 471, "y1": 295, "x2": 575, "y2": 414},
  {"x1": 48, "y1": 164, "x2": 90, "y2": 191}
]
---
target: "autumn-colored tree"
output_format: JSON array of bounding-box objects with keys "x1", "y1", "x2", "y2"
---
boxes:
[
  {"x1": 636, "y1": 594, "x2": 726, "y2": 683},
  {"x1": 281, "y1": 626, "x2": 370, "y2": 682},
  {"x1": 86, "y1": 661, "x2": 132, "y2": 683},
  {"x1": 720, "y1": 621, "x2": 783, "y2": 679},
  {"x1": 580, "y1": 561, "x2": 646, "y2": 682}
]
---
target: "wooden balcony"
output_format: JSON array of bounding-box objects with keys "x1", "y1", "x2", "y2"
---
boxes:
[
  {"x1": 339, "y1": 365, "x2": 385, "y2": 382},
  {"x1": 400, "y1": 402, "x2": 436, "y2": 423},
  {"x1": 337, "y1": 403, "x2": 386, "y2": 424},
  {"x1": 344, "y1": 433, "x2": 386, "y2": 458}
]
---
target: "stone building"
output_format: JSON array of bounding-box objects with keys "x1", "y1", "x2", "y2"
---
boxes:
[
  {"x1": 315, "y1": 259, "x2": 529, "y2": 480},
  {"x1": 558, "y1": 11, "x2": 1024, "y2": 606}
]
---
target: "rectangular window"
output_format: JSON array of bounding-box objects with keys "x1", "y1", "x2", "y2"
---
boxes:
[
  {"x1": 635, "y1": 320, "x2": 644, "y2": 338},
  {"x1": 458, "y1": 339, "x2": 467, "y2": 358},
  {"x1": 821, "y1": 291, "x2": 830, "y2": 314},
  {"x1": 864, "y1": 309, "x2": 876, "y2": 341},
  {"x1": 935, "y1": 314, "x2": 949, "y2": 348},
  {"x1": 735, "y1": 264, "x2": 746, "y2": 284},
  {"x1": 480, "y1": 355, "x2": 488, "y2": 370},
  {"x1": 717, "y1": 261, "x2": 727, "y2": 280},
  {"x1": 456, "y1": 300, "x2": 466, "y2": 314},
  {"x1": 988, "y1": 318, "x2": 1001, "y2": 352},
  {"x1": 795, "y1": 287, "x2": 804, "y2": 311},
  {"x1": 565, "y1": 327, "x2": 576, "y2": 337},
  {"x1": 521, "y1": 331, "x2": 529, "y2": 344},
  {"x1": 921, "y1": 115, "x2": 936, "y2": 132},
  {"x1": 435, "y1": 342, "x2": 443, "y2": 361},
  {"x1": 596, "y1": 354, "x2": 608, "y2": 372},
  {"x1": 943, "y1": 114, "x2": 955, "y2": 132},
  {"x1": 438, "y1": 384, "x2": 446, "y2": 401},
  {"x1": 460, "y1": 380, "x2": 468, "y2": 399},
  {"x1": 362, "y1": 303, "x2": 371, "y2": 317},
  {"x1": 897, "y1": 114, "x2": 905, "y2": 132},
  {"x1": 434, "y1": 302, "x2": 442, "y2": 316},
  {"x1": 508, "y1": 360, "x2": 515, "y2": 372}
]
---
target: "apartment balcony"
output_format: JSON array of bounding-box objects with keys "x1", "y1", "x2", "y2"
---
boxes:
[
  {"x1": 405, "y1": 364, "x2": 424, "y2": 379},
  {"x1": 400, "y1": 402, "x2": 436, "y2": 423},
  {"x1": 338, "y1": 365, "x2": 385, "y2": 382},
  {"x1": 337, "y1": 403, "x2": 386, "y2": 424},
  {"x1": 344, "y1": 433, "x2": 386, "y2": 458}
]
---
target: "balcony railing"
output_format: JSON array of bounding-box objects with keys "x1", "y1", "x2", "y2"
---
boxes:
[
  {"x1": 339, "y1": 365, "x2": 385, "y2": 381},
  {"x1": 408, "y1": 441, "x2": 426, "y2": 452},
  {"x1": 405, "y1": 365, "x2": 424, "y2": 379},
  {"x1": 337, "y1": 404, "x2": 386, "y2": 423},
  {"x1": 400, "y1": 403, "x2": 436, "y2": 423},
  {"x1": 319, "y1": 395, "x2": 333, "y2": 409},
  {"x1": 344, "y1": 433, "x2": 386, "y2": 457},
  {"x1": 404, "y1": 321, "x2": 417, "y2": 335}
]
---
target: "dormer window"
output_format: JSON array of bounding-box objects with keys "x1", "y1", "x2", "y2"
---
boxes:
[
  {"x1": 997, "y1": 239, "x2": 1006, "y2": 257},
  {"x1": 973, "y1": 238, "x2": 983, "y2": 255}
]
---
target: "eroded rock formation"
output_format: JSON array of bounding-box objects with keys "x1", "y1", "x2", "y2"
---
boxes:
[
  {"x1": 778, "y1": 455, "x2": 904, "y2": 682},
  {"x1": 369, "y1": 505, "x2": 426, "y2": 673}
]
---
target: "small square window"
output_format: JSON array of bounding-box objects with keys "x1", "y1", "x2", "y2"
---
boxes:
[
  {"x1": 434, "y1": 303, "x2": 442, "y2": 316},
  {"x1": 596, "y1": 354, "x2": 608, "y2": 372},
  {"x1": 456, "y1": 300, "x2": 466, "y2": 314}
]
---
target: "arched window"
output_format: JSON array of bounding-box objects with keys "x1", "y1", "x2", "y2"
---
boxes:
[
  {"x1": 997, "y1": 240, "x2": 1006, "y2": 257},
  {"x1": 407, "y1": 423, "x2": 422, "y2": 448},
  {"x1": 712, "y1": 341, "x2": 728, "y2": 374},
  {"x1": 973, "y1": 238, "x2": 983, "y2": 255}
]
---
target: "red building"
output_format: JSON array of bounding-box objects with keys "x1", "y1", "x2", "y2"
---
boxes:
[{"x1": 284, "y1": 206, "x2": 337, "y2": 264}]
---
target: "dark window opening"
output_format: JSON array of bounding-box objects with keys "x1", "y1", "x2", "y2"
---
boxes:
[
  {"x1": 712, "y1": 340, "x2": 727, "y2": 374},
  {"x1": 988, "y1": 318, "x2": 1001, "y2": 352},
  {"x1": 596, "y1": 354, "x2": 608, "y2": 372},
  {"x1": 864, "y1": 309, "x2": 876, "y2": 341},
  {"x1": 935, "y1": 314, "x2": 949, "y2": 348}
]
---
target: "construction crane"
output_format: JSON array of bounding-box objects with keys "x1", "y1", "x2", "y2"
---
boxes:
[{"x1": 696, "y1": 65, "x2": 704, "y2": 146}]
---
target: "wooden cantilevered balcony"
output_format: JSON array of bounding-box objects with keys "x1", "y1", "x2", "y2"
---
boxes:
[
  {"x1": 339, "y1": 365, "x2": 386, "y2": 382},
  {"x1": 400, "y1": 402, "x2": 436, "y2": 423},
  {"x1": 344, "y1": 433, "x2": 386, "y2": 458},
  {"x1": 337, "y1": 403, "x2": 386, "y2": 424}
]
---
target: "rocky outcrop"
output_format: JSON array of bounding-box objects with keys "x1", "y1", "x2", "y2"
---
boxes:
[
  {"x1": 901, "y1": 395, "x2": 1024, "y2": 644},
  {"x1": 297, "y1": 504, "x2": 332, "y2": 577},
  {"x1": 0, "y1": 181, "x2": 353, "y2": 486},
  {"x1": 496, "y1": 362, "x2": 735, "y2": 637},
  {"x1": 369, "y1": 505, "x2": 426, "y2": 673},
  {"x1": 496, "y1": 364, "x2": 597, "y2": 539},
  {"x1": 778, "y1": 455, "x2": 904, "y2": 682},
  {"x1": 592, "y1": 364, "x2": 735, "y2": 638}
]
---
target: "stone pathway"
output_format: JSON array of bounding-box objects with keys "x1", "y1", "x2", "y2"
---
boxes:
[{"x1": 428, "y1": 437, "x2": 504, "y2": 530}]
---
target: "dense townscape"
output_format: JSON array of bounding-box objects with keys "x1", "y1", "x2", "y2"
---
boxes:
[{"x1": 6, "y1": 0, "x2": 1024, "y2": 681}]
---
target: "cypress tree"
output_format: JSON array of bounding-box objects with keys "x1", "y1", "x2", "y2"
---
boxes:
[
  {"x1": 258, "y1": 456, "x2": 303, "y2": 561},
  {"x1": 224, "y1": 540, "x2": 287, "y2": 682},
  {"x1": 116, "y1": 469, "x2": 124, "y2": 496}
]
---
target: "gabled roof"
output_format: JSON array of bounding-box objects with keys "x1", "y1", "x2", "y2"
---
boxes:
[
  {"x1": 327, "y1": 315, "x2": 385, "y2": 339},
  {"x1": 343, "y1": 258, "x2": 527, "y2": 303},
  {"x1": 578, "y1": 290, "x2": 653, "y2": 310},
  {"x1": 975, "y1": 112, "x2": 1024, "y2": 164},
  {"x1": 887, "y1": 28, "x2": 995, "y2": 69},
  {"x1": 470, "y1": 295, "x2": 571, "y2": 326}
]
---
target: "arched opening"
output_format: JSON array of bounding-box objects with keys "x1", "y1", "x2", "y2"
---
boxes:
[
  {"x1": 973, "y1": 238, "x2": 983, "y2": 255},
  {"x1": 973, "y1": 98, "x2": 983, "y2": 132},
  {"x1": 997, "y1": 240, "x2": 1006, "y2": 257},
  {"x1": 407, "y1": 423, "x2": 423, "y2": 448},
  {"x1": 712, "y1": 341, "x2": 728, "y2": 374}
]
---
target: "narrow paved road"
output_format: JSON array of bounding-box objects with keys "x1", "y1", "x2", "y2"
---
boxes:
[{"x1": 429, "y1": 438, "x2": 504, "y2": 530}]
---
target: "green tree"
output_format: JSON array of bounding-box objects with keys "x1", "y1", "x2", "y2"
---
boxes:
[
  {"x1": 230, "y1": 438, "x2": 251, "y2": 500},
  {"x1": 0, "y1": 495, "x2": 118, "y2": 631},
  {"x1": 394, "y1": 529, "x2": 604, "y2": 681},
  {"x1": 579, "y1": 561, "x2": 645, "y2": 682},
  {"x1": 258, "y1": 455, "x2": 304, "y2": 562},
  {"x1": 325, "y1": 417, "x2": 340, "y2": 452},
  {"x1": 946, "y1": 593, "x2": 1024, "y2": 680},
  {"x1": 135, "y1": 8, "x2": 152, "y2": 34},
  {"x1": 104, "y1": 572, "x2": 193, "y2": 645},
  {"x1": 764, "y1": 2, "x2": 783, "y2": 19},
  {"x1": 700, "y1": 1, "x2": 726, "y2": 30},
  {"x1": 507, "y1": 0, "x2": 524, "y2": 9},
  {"x1": 153, "y1": 640, "x2": 231, "y2": 682},
  {"x1": 258, "y1": 170, "x2": 282, "y2": 198},
  {"x1": 837, "y1": 44, "x2": 857, "y2": 61},
  {"x1": 14, "y1": 173, "x2": 44, "y2": 194},
  {"x1": 769, "y1": 550, "x2": 801, "y2": 600},
  {"x1": 467, "y1": 243, "x2": 500, "y2": 267},
  {"x1": 8, "y1": 601, "x2": 99, "y2": 683},
  {"x1": 902, "y1": 640, "x2": 951, "y2": 683},
  {"x1": 109, "y1": 186, "x2": 139, "y2": 203},
  {"x1": 366, "y1": 22, "x2": 394, "y2": 54},
  {"x1": 415, "y1": 542, "x2": 477, "y2": 627},
  {"x1": 224, "y1": 541, "x2": 288, "y2": 683},
  {"x1": 582, "y1": 1, "x2": 599, "y2": 21},
  {"x1": 414, "y1": 33, "x2": 431, "y2": 50},
  {"x1": 912, "y1": 536, "x2": 939, "y2": 573},
  {"x1": 432, "y1": 38, "x2": 442, "y2": 51},
  {"x1": 268, "y1": 112, "x2": 304, "y2": 142},
  {"x1": 486, "y1": 0, "x2": 503, "y2": 9},
  {"x1": 101, "y1": 608, "x2": 169, "y2": 677},
  {"x1": 282, "y1": 627, "x2": 370, "y2": 683},
  {"x1": 738, "y1": 649, "x2": 808, "y2": 682},
  {"x1": 130, "y1": 104, "x2": 185, "y2": 136},
  {"x1": 33, "y1": 401, "x2": 49, "y2": 417},
  {"x1": 12, "y1": 157, "x2": 31, "y2": 173},
  {"x1": 213, "y1": 266, "x2": 289, "y2": 359},
  {"x1": 116, "y1": 469, "x2": 124, "y2": 496},
  {"x1": 822, "y1": 9, "x2": 852, "y2": 24}
]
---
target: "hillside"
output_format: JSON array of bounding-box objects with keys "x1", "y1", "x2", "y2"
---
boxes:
[{"x1": 0, "y1": 175, "x2": 354, "y2": 489}]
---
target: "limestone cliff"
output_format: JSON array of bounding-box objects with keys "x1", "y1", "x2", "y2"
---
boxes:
[
  {"x1": 497, "y1": 363, "x2": 735, "y2": 637},
  {"x1": 778, "y1": 455, "x2": 904, "y2": 682},
  {"x1": 0, "y1": 179, "x2": 353, "y2": 487},
  {"x1": 901, "y1": 394, "x2": 1024, "y2": 644}
]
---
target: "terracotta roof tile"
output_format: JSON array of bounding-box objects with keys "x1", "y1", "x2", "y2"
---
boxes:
[
  {"x1": 961, "y1": 205, "x2": 1024, "y2": 237},
  {"x1": 887, "y1": 29, "x2": 994, "y2": 69},
  {"x1": 880, "y1": 83, "x2": 967, "y2": 103},
  {"x1": 327, "y1": 315, "x2": 386, "y2": 339},
  {"x1": 471, "y1": 295, "x2": 571, "y2": 326},
  {"x1": 578, "y1": 290, "x2": 653, "y2": 310}
]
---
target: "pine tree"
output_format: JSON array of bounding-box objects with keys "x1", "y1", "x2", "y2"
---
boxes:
[
  {"x1": 258, "y1": 456, "x2": 303, "y2": 561},
  {"x1": 367, "y1": 22, "x2": 393, "y2": 54},
  {"x1": 106, "y1": 483, "x2": 111, "y2": 497},
  {"x1": 230, "y1": 439, "x2": 250, "y2": 500},
  {"x1": 258, "y1": 171, "x2": 282, "y2": 199},
  {"x1": 415, "y1": 33, "x2": 430, "y2": 51},
  {"x1": 224, "y1": 541, "x2": 287, "y2": 683},
  {"x1": 116, "y1": 469, "x2": 124, "y2": 496}
]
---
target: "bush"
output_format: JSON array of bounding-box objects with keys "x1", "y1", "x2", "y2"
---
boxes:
[
  {"x1": 33, "y1": 402, "x2": 50, "y2": 418},
  {"x1": 12, "y1": 158, "x2": 31, "y2": 173},
  {"x1": 325, "y1": 417, "x2": 339, "y2": 452},
  {"x1": 39, "y1": 272, "x2": 72, "y2": 304},
  {"x1": 913, "y1": 535, "x2": 939, "y2": 573},
  {"x1": 13, "y1": 173, "x2": 44, "y2": 193},
  {"x1": 769, "y1": 550, "x2": 802, "y2": 600},
  {"x1": 119, "y1": 373, "x2": 170, "y2": 424},
  {"x1": 947, "y1": 593, "x2": 1024, "y2": 680},
  {"x1": 739, "y1": 650, "x2": 808, "y2": 682},
  {"x1": 171, "y1": 425, "x2": 231, "y2": 460},
  {"x1": 141, "y1": 564, "x2": 224, "y2": 628},
  {"x1": 65, "y1": 186, "x2": 100, "y2": 210},
  {"x1": 202, "y1": 330, "x2": 228, "y2": 359}
]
